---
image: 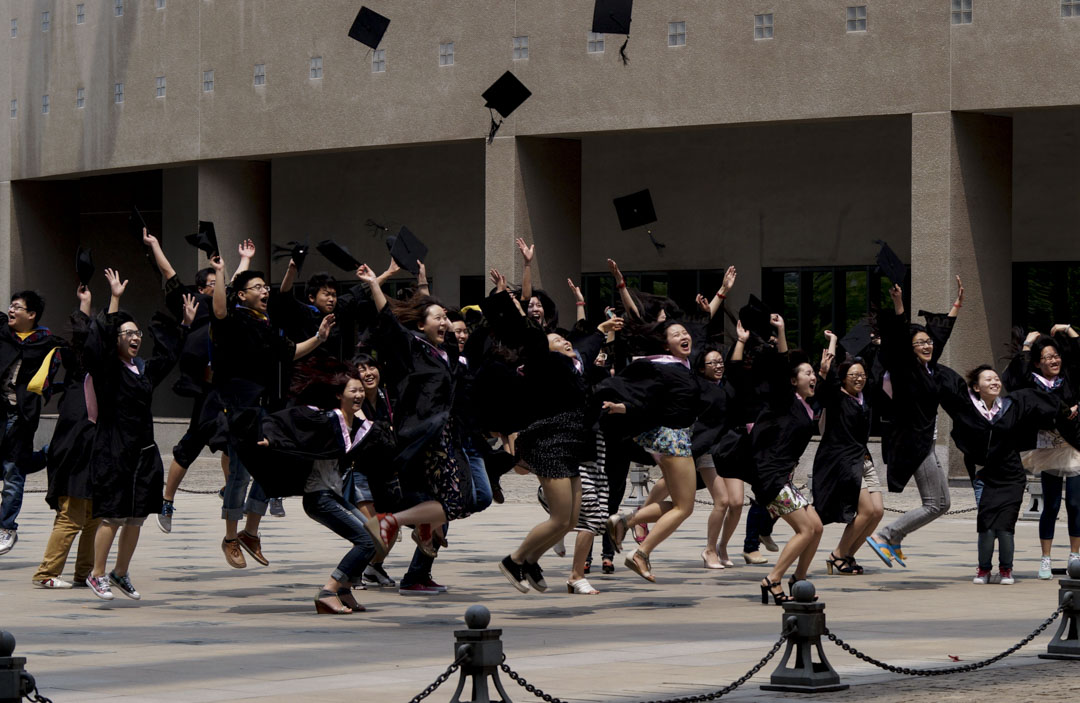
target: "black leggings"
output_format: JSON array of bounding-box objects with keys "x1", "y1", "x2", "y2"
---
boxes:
[{"x1": 1039, "y1": 473, "x2": 1080, "y2": 541}]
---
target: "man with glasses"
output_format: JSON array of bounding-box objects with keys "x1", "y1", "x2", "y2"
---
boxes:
[
  {"x1": 205, "y1": 255, "x2": 334, "y2": 569},
  {"x1": 1, "y1": 290, "x2": 64, "y2": 555}
]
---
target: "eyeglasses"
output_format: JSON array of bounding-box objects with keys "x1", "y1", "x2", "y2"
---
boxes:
[
  {"x1": 911, "y1": 339, "x2": 934, "y2": 348},
  {"x1": 243, "y1": 284, "x2": 269, "y2": 293},
  {"x1": 120, "y1": 330, "x2": 144, "y2": 339},
  {"x1": 1041, "y1": 354, "x2": 1062, "y2": 363},
  {"x1": 846, "y1": 373, "x2": 867, "y2": 380},
  {"x1": 7, "y1": 304, "x2": 27, "y2": 312},
  {"x1": 704, "y1": 361, "x2": 725, "y2": 368}
]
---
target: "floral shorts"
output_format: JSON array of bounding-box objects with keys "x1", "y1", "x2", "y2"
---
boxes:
[
  {"x1": 766, "y1": 482, "x2": 809, "y2": 519},
  {"x1": 634, "y1": 426, "x2": 692, "y2": 458}
]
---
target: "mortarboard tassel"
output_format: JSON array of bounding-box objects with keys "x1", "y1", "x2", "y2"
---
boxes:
[
  {"x1": 619, "y1": 36, "x2": 630, "y2": 65},
  {"x1": 487, "y1": 108, "x2": 503, "y2": 145},
  {"x1": 646, "y1": 229, "x2": 665, "y2": 254}
]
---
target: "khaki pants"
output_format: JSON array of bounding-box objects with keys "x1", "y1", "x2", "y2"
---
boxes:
[{"x1": 32, "y1": 497, "x2": 101, "y2": 582}]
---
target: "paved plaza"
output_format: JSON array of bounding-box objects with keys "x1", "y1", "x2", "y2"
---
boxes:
[{"x1": 4, "y1": 464, "x2": 1080, "y2": 702}]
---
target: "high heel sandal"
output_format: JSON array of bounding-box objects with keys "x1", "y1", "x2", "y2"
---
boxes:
[
  {"x1": 844, "y1": 555, "x2": 864, "y2": 575},
  {"x1": 701, "y1": 550, "x2": 725, "y2": 570},
  {"x1": 566, "y1": 578, "x2": 600, "y2": 595},
  {"x1": 411, "y1": 525, "x2": 437, "y2": 558},
  {"x1": 336, "y1": 588, "x2": 365, "y2": 613},
  {"x1": 825, "y1": 553, "x2": 855, "y2": 575},
  {"x1": 314, "y1": 590, "x2": 352, "y2": 614},
  {"x1": 606, "y1": 513, "x2": 630, "y2": 553},
  {"x1": 364, "y1": 513, "x2": 398, "y2": 558},
  {"x1": 624, "y1": 549, "x2": 655, "y2": 582},
  {"x1": 760, "y1": 578, "x2": 791, "y2": 605}
]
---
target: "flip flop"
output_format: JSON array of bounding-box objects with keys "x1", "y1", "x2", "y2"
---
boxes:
[
  {"x1": 888, "y1": 545, "x2": 907, "y2": 568},
  {"x1": 865, "y1": 537, "x2": 894, "y2": 567}
]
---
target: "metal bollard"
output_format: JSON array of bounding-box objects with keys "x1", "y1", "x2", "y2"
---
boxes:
[
  {"x1": 448, "y1": 605, "x2": 513, "y2": 703},
  {"x1": 622, "y1": 463, "x2": 652, "y2": 509},
  {"x1": 1039, "y1": 559, "x2": 1080, "y2": 660},
  {"x1": 760, "y1": 581, "x2": 849, "y2": 693},
  {"x1": 1021, "y1": 478, "x2": 1043, "y2": 521},
  {"x1": 0, "y1": 630, "x2": 33, "y2": 703}
]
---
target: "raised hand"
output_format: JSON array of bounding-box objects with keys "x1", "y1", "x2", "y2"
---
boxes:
[
  {"x1": 317, "y1": 313, "x2": 336, "y2": 341},
  {"x1": 104, "y1": 268, "x2": 128, "y2": 298},
  {"x1": 417, "y1": 261, "x2": 428, "y2": 286},
  {"x1": 385, "y1": 258, "x2": 401, "y2": 276},
  {"x1": 238, "y1": 239, "x2": 256, "y2": 259},
  {"x1": 181, "y1": 293, "x2": 199, "y2": 326},
  {"x1": 567, "y1": 278, "x2": 584, "y2": 303},
  {"x1": 355, "y1": 264, "x2": 377, "y2": 285},
  {"x1": 770, "y1": 313, "x2": 785, "y2": 330},
  {"x1": 695, "y1": 293, "x2": 710, "y2": 314},
  {"x1": 602, "y1": 401, "x2": 626, "y2": 415},
  {"x1": 598, "y1": 316, "x2": 624, "y2": 335},
  {"x1": 209, "y1": 254, "x2": 225, "y2": 273},
  {"x1": 736, "y1": 320, "x2": 750, "y2": 343},
  {"x1": 489, "y1": 268, "x2": 507, "y2": 293},
  {"x1": 76, "y1": 285, "x2": 91, "y2": 304},
  {"x1": 823, "y1": 329, "x2": 837, "y2": 343},
  {"x1": 953, "y1": 275, "x2": 964, "y2": 307},
  {"x1": 722, "y1": 265, "x2": 737, "y2": 291},
  {"x1": 516, "y1": 238, "x2": 535, "y2": 264},
  {"x1": 606, "y1": 258, "x2": 624, "y2": 285},
  {"x1": 142, "y1": 228, "x2": 158, "y2": 247},
  {"x1": 889, "y1": 283, "x2": 903, "y2": 310}
]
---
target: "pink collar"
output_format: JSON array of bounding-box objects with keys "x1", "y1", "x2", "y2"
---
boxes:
[{"x1": 795, "y1": 392, "x2": 815, "y2": 420}]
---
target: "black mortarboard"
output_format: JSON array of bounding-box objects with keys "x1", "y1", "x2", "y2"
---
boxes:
[
  {"x1": 482, "y1": 71, "x2": 532, "y2": 144},
  {"x1": 591, "y1": 0, "x2": 633, "y2": 64},
  {"x1": 76, "y1": 246, "x2": 94, "y2": 286},
  {"x1": 128, "y1": 206, "x2": 148, "y2": 241},
  {"x1": 839, "y1": 321, "x2": 873, "y2": 358},
  {"x1": 185, "y1": 221, "x2": 219, "y2": 259},
  {"x1": 272, "y1": 241, "x2": 310, "y2": 273},
  {"x1": 316, "y1": 239, "x2": 361, "y2": 272},
  {"x1": 739, "y1": 294, "x2": 774, "y2": 341},
  {"x1": 386, "y1": 226, "x2": 429, "y2": 276},
  {"x1": 873, "y1": 239, "x2": 907, "y2": 286},
  {"x1": 348, "y1": 7, "x2": 390, "y2": 50},
  {"x1": 613, "y1": 189, "x2": 665, "y2": 253}
]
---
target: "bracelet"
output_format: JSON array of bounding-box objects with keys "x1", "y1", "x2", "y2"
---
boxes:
[
  {"x1": 317, "y1": 333, "x2": 328, "y2": 342},
  {"x1": 616, "y1": 282, "x2": 626, "y2": 289},
  {"x1": 952, "y1": 302, "x2": 962, "y2": 308},
  {"x1": 717, "y1": 294, "x2": 727, "y2": 300},
  {"x1": 575, "y1": 301, "x2": 585, "y2": 306}
]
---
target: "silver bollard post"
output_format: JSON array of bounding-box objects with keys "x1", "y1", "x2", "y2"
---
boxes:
[
  {"x1": 623, "y1": 463, "x2": 652, "y2": 509},
  {"x1": 1039, "y1": 560, "x2": 1080, "y2": 660},
  {"x1": 761, "y1": 581, "x2": 849, "y2": 694},
  {"x1": 1021, "y1": 478, "x2": 1043, "y2": 521}
]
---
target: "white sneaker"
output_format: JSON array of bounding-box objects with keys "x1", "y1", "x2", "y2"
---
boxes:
[
  {"x1": 973, "y1": 568, "x2": 991, "y2": 584},
  {"x1": 33, "y1": 577, "x2": 73, "y2": 589},
  {"x1": 88, "y1": 575, "x2": 114, "y2": 601},
  {"x1": 998, "y1": 568, "x2": 1015, "y2": 585},
  {"x1": 1039, "y1": 556, "x2": 1052, "y2": 580},
  {"x1": 0, "y1": 529, "x2": 17, "y2": 555}
]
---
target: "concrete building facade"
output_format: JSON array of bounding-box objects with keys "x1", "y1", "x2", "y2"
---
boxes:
[{"x1": 3, "y1": 0, "x2": 1080, "y2": 431}]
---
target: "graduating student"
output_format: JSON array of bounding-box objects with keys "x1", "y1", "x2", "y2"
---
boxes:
[
  {"x1": 937, "y1": 363, "x2": 1066, "y2": 584},
  {"x1": 84, "y1": 269, "x2": 189, "y2": 601},
  {"x1": 140, "y1": 229, "x2": 255, "y2": 533},
  {"x1": 205, "y1": 253, "x2": 334, "y2": 570},
  {"x1": 866, "y1": 278, "x2": 964, "y2": 568},
  {"x1": 0, "y1": 289, "x2": 64, "y2": 556},
  {"x1": 812, "y1": 331, "x2": 885, "y2": 576},
  {"x1": 1003, "y1": 326, "x2": 1080, "y2": 578},
  {"x1": 32, "y1": 287, "x2": 99, "y2": 589}
]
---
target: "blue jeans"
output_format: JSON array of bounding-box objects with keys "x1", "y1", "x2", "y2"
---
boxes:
[
  {"x1": 464, "y1": 439, "x2": 493, "y2": 513},
  {"x1": 978, "y1": 528, "x2": 1015, "y2": 571},
  {"x1": 972, "y1": 477, "x2": 985, "y2": 506},
  {"x1": 221, "y1": 443, "x2": 268, "y2": 521},
  {"x1": 1, "y1": 415, "x2": 27, "y2": 531},
  {"x1": 1040, "y1": 473, "x2": 1080, "y2": 540},
  {"x1": 302, "y1": 490, "x2": 376, "y2": 584}
]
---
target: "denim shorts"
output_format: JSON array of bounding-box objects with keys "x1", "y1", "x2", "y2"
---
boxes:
[{"x1": 352, "y1": 472, "x2": 375, "y2": 504}]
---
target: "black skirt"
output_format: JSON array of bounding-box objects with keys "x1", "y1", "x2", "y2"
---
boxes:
[{"x1": 516, "y1": 410, "x2": 585, "y2": 479}]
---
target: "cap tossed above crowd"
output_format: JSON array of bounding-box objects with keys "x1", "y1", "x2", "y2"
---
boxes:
[{"x1": 612, "y1": 188, "x2": 665, "y2": 254}]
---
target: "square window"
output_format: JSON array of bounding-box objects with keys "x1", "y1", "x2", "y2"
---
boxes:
[
  {"x1": 114, "y1": 0, "x2": 123, "y2": 17},
  {"x1": 513, "y1": 35, "x2": 528, "y2": 60},
  {"x1": 114, "y1": 82, "x2": 124, "y2": 104},
  {"x1": 439, "y1": 41, "x2": 454, "y2": 66},
  {"x1": 9, "y1": 99, "x2": 15, "y2": 119},
  {"x1": 754, "y1": 13, "x2": 774, "y2": 39},
  {"x1": 155, "y1": 76, "x2": 166, "y2": 97},
  {"x1": 372, "y1": 49, "x2": 386, "y2": 73},
  {"x1": 253, "y1": 63, "x2": 266, "y2": 86},
  {"x1": 951, "y1": 0, "x2": 972, "y2": 24},
  {"x1": 310, "y1": 56, "x2": 323, "y2": 79},
  {"x1": 41, "y1": 95, "x2": 49, "y2": 114},
  {"x1": 76, "y1": 4, "x2": 85, "y2": 24},
  {"x1": 202, "y1": 70, "x2": 214, "y2": 92},
  {"x1": 587, "y1": 31, "x2": 604, "y2": 53},
  {"x1": 1063, "y1": 0, "x2": 1080, "y2": 17},
  {"x1": 76, "y1": 87, "x2": 85, "y2": 108},
  {"x1": 846, "y1": 6, "x2": 867, "y2": 31},
  {"x1": 667, "y1": 21, "x2": 686, "y2": 47},
  {"x1": 41, "y1": 11, "x2": 49, "y2": 32},
  {"x1": 156, "y1": 0, "x2": 166, "y2": 8},
  {"x1": 10, "y1": 18, "x2": 16, "y2": 38}
]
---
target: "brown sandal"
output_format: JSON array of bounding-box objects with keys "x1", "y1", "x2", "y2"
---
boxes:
[
  {"x1": 624, "y1": 549, "x2": 655, "y2": 582},
  {"x1": 336, "y1": 588, "x2": 365, "y2": 613},
  {"x1": 314, "y1": 590, "x2": 352, "y2": 614}
]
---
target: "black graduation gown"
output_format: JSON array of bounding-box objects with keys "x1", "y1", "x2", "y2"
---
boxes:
[
  {"x1": 879, "y1": 309, "x2": 955, "y2": 492},
  {"x1": 1001, "y1": 335, "x2": 1080, "y2": 452},
  {"x1": 45, "y1": 310, "x2": 95, "y2": 509},
  {"x1": 937, "y1": 366, "x2": 1063, "y2": 532},
  {"x1": 811, "y1": 367, "x2": 872, "y2": 526},
  {"x1": 0, "y1": 316, "x2": 65, "y2": 467},
  {"x1": 164, "y1": 275, "x2": 213, "y2": 398},
  {"x1": 85, "y1": 313, "x2": 181, "y2": 519},
  {"x1": 595, "y1": 355, "x2": 707, "y2": 440}
]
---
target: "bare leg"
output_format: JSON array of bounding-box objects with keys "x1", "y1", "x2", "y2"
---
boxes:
[
  {"x1": 92, "y1": 523, "x2": 120, "y2": 578},
  {"x1": 637, "y1": 477, "x2": 670, "y2": 517},
  {"x1": 393, "y1": 501, "x2": 447, "y2": 527},
  {"x1": 243, "y1": 513, "x2": 262, "y2": 536},
  {"x1": 718, "y1": 479, "x2": 744, "y2": 562},
  {"x1": 163, "y1": 460, "x2": 187, "y2": 502},
  {"x1": 848, "y1": 490, "x2": 884, "y2": 557},
  {"x1": 570, "y1": 529, "x2": 595, "y2": 581},
  {"x1": 112, "y1": 526, "x2": 141, "y2": 576},
  {"x1": 511, "y1": 477, "x2": 579, "y2": 564},
  {"x1": 635, "y1": 456, "x2": 695, "y2": 555},
  {"x1": 766, "y1": 506, "x2": 823, "y2": 584},
  {"x1": 699, "y1": 466, "x2": 727, "y2": 567}
]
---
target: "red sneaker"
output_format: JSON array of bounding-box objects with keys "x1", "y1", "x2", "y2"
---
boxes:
[
  {"x1": 398, "y1": 582, "x2": 441, "y2": 596},
  {"x1": 421, "y1": 575, "x2": 448, "y2": 593}
]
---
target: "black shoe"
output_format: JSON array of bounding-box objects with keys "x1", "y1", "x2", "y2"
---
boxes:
[
  {"x1": 602, "y1": 558, "x2": 615, "y2": 574},
  {"x1": 584, "y1": 558, "x2": 592, "y2": 575},
  {"x1": 498, "y1": 555, "x2": 530, "y2": 593},
  {"x1": 524, "y1": 561, "x2": 548, "y2": 592}
]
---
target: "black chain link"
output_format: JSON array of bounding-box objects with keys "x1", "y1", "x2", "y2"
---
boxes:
[
  {"x1": 825, "y1": 603, "x2": 1064, "y2": 676},
  {"x1": 882, "y1": 505, "x2": 978, "y2": 515},
  {"x1": 406, "y1": 649, "x2": 469, "y2": 703},
  {"x1": 499, "y1": 624, "x2": 794, "y2": 703},
  {"x1": 177, "y1": 486, "x2": 225, "y2": 495},
  {"x1": 22, "y1": 677, "x2": 54, "y2": 703}
]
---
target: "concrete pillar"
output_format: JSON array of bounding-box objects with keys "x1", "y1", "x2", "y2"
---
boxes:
[
  {"x1": 0, "y1": 181, "x2": 11, "y2": 303},
  {"x1": 485, "y1": 136, "x2": 582, "y2": 319},
  {"x1": 911, "y1": 111, "x2": 1013, "y2": 476}
]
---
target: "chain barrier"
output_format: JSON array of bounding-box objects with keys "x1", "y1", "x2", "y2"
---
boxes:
[
  {"x1": 177, "y1": 486, "x2": 225, "y2": 495},
  {"x1": 23, "y1": 680, "x2": 54, "y2": 703},
  {"x1": 406, "y1": 649, "x2": 470, "y2": 703},
  {"x1": 824, "y1": 603, "x2": 1064, "y2": 676},
  {"x1": 499, "y1": 624, "x2": 794, "y2": 703},
  {"x1": 882, "y1": 505, "x2": 978, "y2": 515}
]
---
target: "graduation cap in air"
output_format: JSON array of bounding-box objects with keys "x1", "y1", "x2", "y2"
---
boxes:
[
  {"x1": 76, "y1": 246, "x2": 94, "y2": 286},
  {"x1": 592, "y1": 0, "x2": 633, "y2": 64},
  {"x1": 482, "y1": 71, "x2": 532, "y2": 144},
  {"x1": 347, "y1": 7, "x2": 390, "y2": 50},
  {"x1": 873, "y1": 239, "x2": 907, "y2": 286},
  {"x1": 272, "y1": 241, "x2": 310, "y2": 273},
  {"x1": 839, "y1": 321, "x2": 873, "y2": 359},
  {"x1": 316, "y1": 239, "x2": 361, "y2": 272},
  {"x1": 185, "y1": 221, "x2": 219, "y2": 259},
  {"x1": 612, "y1": 188, "x2": 665, "y2": 253},
  {"x1": 739, "y1": 294, "x2": 774, "y2": 341},
  {"x1": 386, "y1": 226, "x2": 429, "y2": 276}
]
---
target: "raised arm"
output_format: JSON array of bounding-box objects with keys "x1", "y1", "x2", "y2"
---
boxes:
[
  {"x1": 375, "y1": 257, "x2": 400, "y2": 288},
  {"x1": 731, "y1": 320, "x2": 750, "y2": 362},
  {"x1": 210, "y1": 255, "x2": 228, "y2": 319},
  {"x1": 772, "y1": 313, "x2": 789, "y2": 354},
  {"x1": 607, "y1": 258, "x2": 640, "y2": 320},
  {"x1": 706, "y1": 266, "x2": 737, "y2": 318},
  {"x1": 568, "y1": 278, "x2": 586, "y2": 322},
  {"x1": 947, "y1": 275, "x2": 964, "y2": 318},
  {"x1": 517, "y1": 238, "x2": 534, "y2": 300},
  {"x1": 820, "y1": 329, "x2": 838, "y2": 376},
  {"x1": 142, "y1": 229, "x2": 177, "y2": 281},
  {"x1": 416, "y1": 260, "x2": 430, "y2": 296},
  {"x1": 230, "y1": 239, "x2": 256, "y2": 283},
  {"x1": 77, "y1": 285, "x2": 92, "y2": 317},
  {"x1": 356, "y1": 264, "x2": 388, "y2": 312},
  {"x1": 293, "y1": 314, "x2": 334, "y2": 360},
  {"x1": 888, "y1": 283, "x2": 904, "y2": 318},
  {"x1": 279, "y1": 258, "x2": 298, "y2": 294},
  {"x1": 1051, "y1": 323, "x2": 1080, "y2": 339},
  {"x1": 104, "y1": 267, "x2": 127, "y2": 314}
]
